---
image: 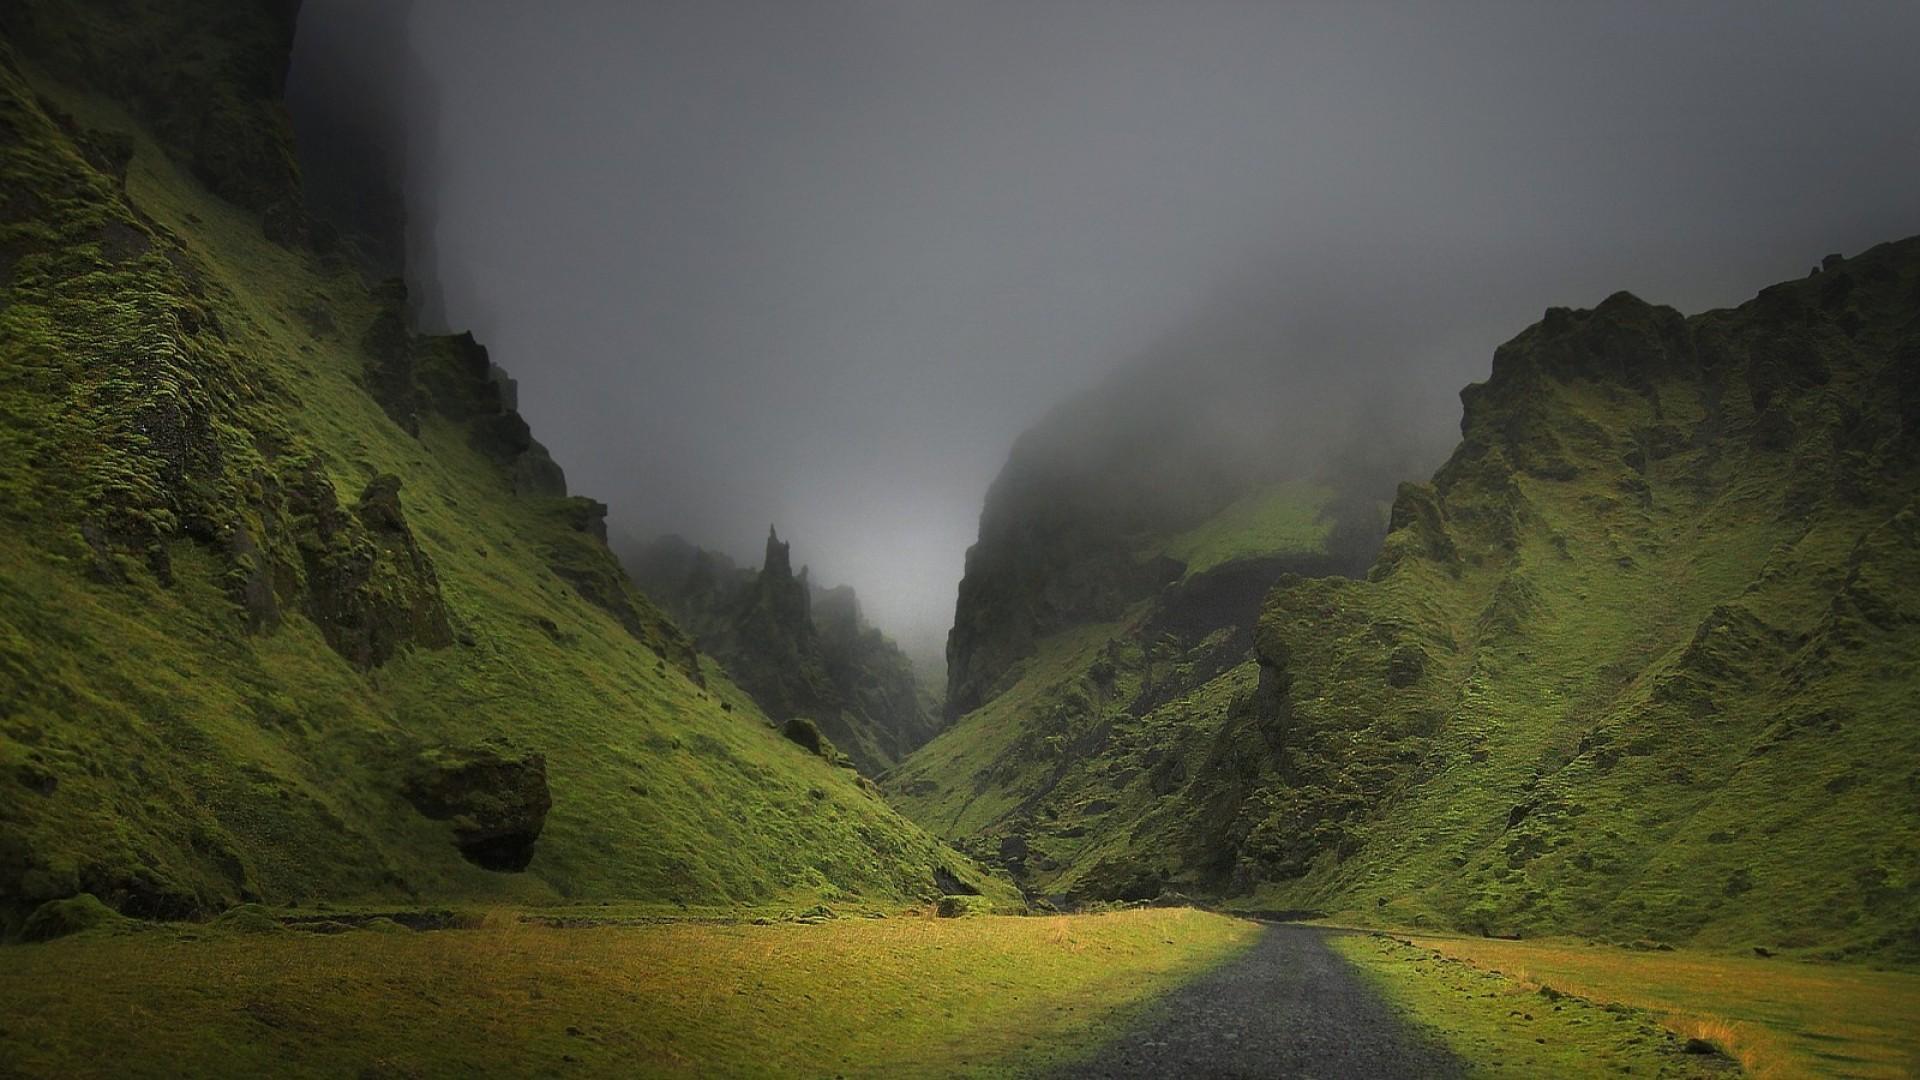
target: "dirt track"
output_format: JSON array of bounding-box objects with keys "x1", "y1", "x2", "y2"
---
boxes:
[{"x1": 1048, "y1": 923, "x2": 1465, "y2": 1079}]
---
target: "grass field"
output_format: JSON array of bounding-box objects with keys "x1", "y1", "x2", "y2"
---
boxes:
[
  {"x1": 1332, "y1": 933, "x2": 1746, "y2": 1078},
  {"x1": 1343, "y1": 932, "x2": 1920, "y2": 1079},
  {"x1": 0, "y1": 908, "x2": 1259, "y2": 1079}
]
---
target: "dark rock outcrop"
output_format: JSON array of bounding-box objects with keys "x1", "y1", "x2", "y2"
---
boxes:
[
  {"x1": 622, "y1": 529, "x2": 941, "y2": 774},
  {"x1": 284, "y1": 468, "x2": 454, "y2": 670},
  {"x1": 0, "y1": 0, "x2": 308, "y2": 237},
  {"x1": 403, "y1": 743, "x2": 553, "y2": 872}
]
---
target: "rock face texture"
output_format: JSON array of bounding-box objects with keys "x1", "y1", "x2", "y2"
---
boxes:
[
  {"x1": 1232, "y1": 247, "x2": 1920, "y2": 959},
  {"x1": 290, "y1": 470, "x2": 455, "y2": 670},
  {"x1": 403, "y1": 744, "x2": 552, "y2": 872},
  {"x1": 0, "y1": 0, "x2": 1009, "y2": 934},
  {"x1": 623, "y1": 529, "x2": 940, "y2": 775}
]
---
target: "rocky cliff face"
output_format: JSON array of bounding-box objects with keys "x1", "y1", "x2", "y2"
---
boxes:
[
  {"x1": 624, "y1": 530, "x2": 941, "y2": 774},
  {"x1": 903, "y1": 236, "x2": 1920, "y2": 961},
  {"x1": 0, "y1": 0, "x2": 1007, "y2": 932},
  {"x1": 894, "y1": 346, "x2": 1395, "y2": 895},
  {"x1": 1230, "y1": 242, "x2": 1920, "y2": 960},
  {"x1": 944, "y1": 352, "x2": 1401, "y2": 719}
]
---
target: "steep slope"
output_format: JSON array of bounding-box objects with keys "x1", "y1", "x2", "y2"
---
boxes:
[
  {"x1": 941, "y1": 320, "x2": 1419, "y2": 722},
  {"x1": 0, "y1": 0, "x2": 1005, "y2": 933},
  {"x1": 890, "y1": 349, "x2": 1396, "y2": 897},
  {"x1": 904, "y1": 235, "x2": 1920, "y2": 960},
  {"x1": 1233, "y1": 241, "x2": 1920, "y2": 961},
  {"x1": 623, "y1": 530, "x2": 940, "y2": 774}
]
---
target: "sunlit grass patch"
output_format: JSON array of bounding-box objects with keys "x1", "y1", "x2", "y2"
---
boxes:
[
  {"x1": 1331, "y1": 933, "x2": 1739, "y2": 1078},
  {"x1": 1402, "y1": 934, "x2": 1920, "y2": 1079},
  {"x1": 0, "y1": 907, "x2": 1260, "y2": 1079}
]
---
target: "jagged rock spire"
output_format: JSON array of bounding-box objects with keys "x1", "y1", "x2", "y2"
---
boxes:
[{"x1": 764, "y1": 524, "x2": 792, "y2": 578}]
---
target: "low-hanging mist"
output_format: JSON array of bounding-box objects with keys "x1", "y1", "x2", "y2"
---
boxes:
[{"x1": 289, "y1": 0, "x2": 1920, "y2": 645}]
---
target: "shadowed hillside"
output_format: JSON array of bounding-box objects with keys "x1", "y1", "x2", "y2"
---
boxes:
[
  {"x1": 891, "y1": 340, "x2": 1404, "y2": 898},
  {"x1": 622, "y1": 529, "x2": 941, "y2": 775},
  {"x1": 0, "y1": 0, "x2": 1007, "y2": 934}
]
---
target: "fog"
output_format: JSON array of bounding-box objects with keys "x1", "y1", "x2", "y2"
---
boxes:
[{"x1": 289, "y1": 0, "x2": 1920, "y2": 647}]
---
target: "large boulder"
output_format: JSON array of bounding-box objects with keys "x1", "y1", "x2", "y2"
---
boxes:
[
  {"x1": 19, "y1": 893, "x2": 134, "y2": 942},
  {"x1": 402, "y1": 743, "x2": 552, "y2": 872}
]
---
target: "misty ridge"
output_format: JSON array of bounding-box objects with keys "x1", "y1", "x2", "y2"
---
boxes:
[{"x1": 284, "y1": 0, "x2": 1920, "y2": 651}]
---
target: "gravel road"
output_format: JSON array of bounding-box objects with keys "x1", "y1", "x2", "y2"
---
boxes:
[{"x1": 1048, "y1": 923, "x2": 1466, "y2": 1079}]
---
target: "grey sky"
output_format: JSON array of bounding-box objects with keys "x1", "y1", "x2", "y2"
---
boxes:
[{"x1": 292, "y1": 0, "x2": 1920, "y2": 644}]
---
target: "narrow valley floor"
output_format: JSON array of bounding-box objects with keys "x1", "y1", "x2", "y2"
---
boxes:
[{"x1": 1, "y1": 907, "x2": 1893, "y2": 1077}]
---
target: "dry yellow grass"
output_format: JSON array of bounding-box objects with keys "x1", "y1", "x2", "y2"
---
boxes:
[
  {"x1": 1407, "y1": 935, "x2": 1920, "y2": 1079},
  {"x1": 0, "y1": 908, "x2": 1259, "y2": 1079}
]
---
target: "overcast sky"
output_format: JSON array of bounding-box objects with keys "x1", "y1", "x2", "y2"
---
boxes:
[{"x1": 293, "y1": 1, "x2": 1920, "y2": 645}]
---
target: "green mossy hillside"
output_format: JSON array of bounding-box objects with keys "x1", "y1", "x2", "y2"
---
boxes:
[
  {"x1": 901, "y1": 237, "x2": 1920, "y2": 968},
  {"x1": 0, "y1": 9, "x2": 1009, "y2": 934},
  {"x1": 1232, "y1": 244, "x2": 1920, "y2": 961},
  {"x1": 894, "y1": 335, "x2": 1392, "y2": 899},
  {"x1": 889, "y1": 481, "x2": 1355, "y2": 900},
  {"x1": 942, "y1": 351, "x2": 1396, "y2": 721}
]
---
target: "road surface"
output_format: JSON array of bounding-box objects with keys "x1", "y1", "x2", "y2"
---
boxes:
[{"x1": 1049, "y1": 923, "x2": 1466, "y2": 1079}]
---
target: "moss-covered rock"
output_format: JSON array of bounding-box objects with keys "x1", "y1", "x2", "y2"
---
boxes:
[
  {"x1": 935, "y1": 894, "x2": 989, "y2": 918},
  {"x1": 19, "y1": 893, "x2": 133, "y2": 942},
  {"x1": 283, "y1": 467, "x2": 454, "y2": 669},
  {"x1": 211, "y1": 903, "x2": 285, "y2": 934},
  {"x1": 402, "y1": 743, "x2": 553, "y2": 873}
]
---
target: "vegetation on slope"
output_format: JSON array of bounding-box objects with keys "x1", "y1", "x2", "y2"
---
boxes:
[
  {"x1": 890, "y1": 479, "x2": 1362, "y2": 900},
  {"x1": 622, "y1": 529, "x2": 940, "y2": 775},
  {"x1": 903, "y1": 235, "x2": 1920, "y2": 970},
  {"x1": 942, "y1": 361, "x2": 1396, "y2": 721},
  {"x1": 0, "y1": 1, "x2": 1006, "y2": 934},
  {"x1": 0, "y1": 908, "x2": 1258, "y2": 1078},
  {"x1": 1231, "y1": 242, "x2": 1920, "y2": 961}
]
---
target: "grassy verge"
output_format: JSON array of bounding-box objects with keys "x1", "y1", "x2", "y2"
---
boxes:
[
  {"x1": 1396, "y1": 934, "x2": 1920, "y2": 1079},
  {"x1": 0, "y1": 908, "x2": 1259, "y2": 1078},
  {"x1": 1330, "y1": 933, "x2": 1741, "y2": 1077}
]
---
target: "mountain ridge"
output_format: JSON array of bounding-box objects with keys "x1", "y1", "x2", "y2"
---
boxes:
[
  {"x1": 0, "y1": 0, "x2": 1009, "y2": 933},
  {"x1": 899, "y1": 238, "x2": 1920, "y2": 963}
]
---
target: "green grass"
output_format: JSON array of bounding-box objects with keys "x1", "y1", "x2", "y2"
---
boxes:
[
  {"x1": 0, "y1": 907, "x2": 1260, "y2": 1078},
  {"x1": 0, "y1": 34, "x2": 1011, "y2": 927},
  {"x1": 888, "y1": 619, "x2": 1136, "y2": 839},
  {"x1": 886, "y1": 608, "x2": 1267, "y2": 900},
  {"x1": 1372, "y1": 933, "x2": 1920, "y2": 1079},
  {"x1": 1152, "y1": 480, "x2": 1333, "y2": 576},
  {"x1": 1331, "y1": 933, "x2": 1745, "y2": 1078}
]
